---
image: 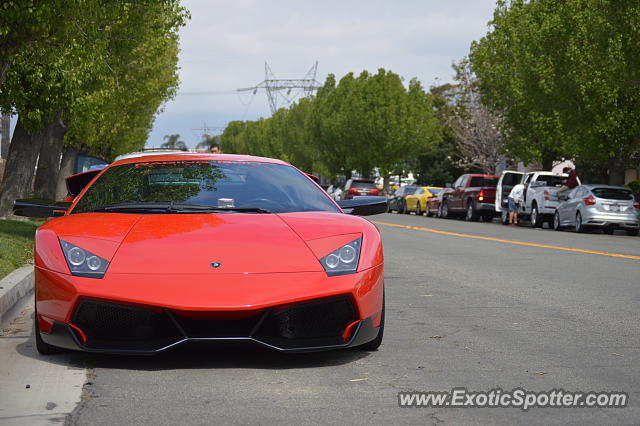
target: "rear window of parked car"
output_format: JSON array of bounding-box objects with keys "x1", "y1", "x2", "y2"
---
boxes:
[
  {"x1": 592, "y1": 188, "x2": 633, "y2": 200},
  {"x1": 352, "y1": 181, "x2": 377, "y2": 189},
  {"x1": 469, "y1": 177, "x2": 498, "y2": 187}
]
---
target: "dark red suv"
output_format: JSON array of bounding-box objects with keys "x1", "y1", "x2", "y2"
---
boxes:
[{"x1": 343, "y1": 179, "x2": 380, "y2": 199}]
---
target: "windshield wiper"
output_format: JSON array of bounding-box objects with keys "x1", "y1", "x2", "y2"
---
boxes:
[
  {"x1": 92, "y1": 202, "x2": 271, "y2": 214},
  {"x1": 92, "y1": 202, "x2": 173, "y2": 212}
]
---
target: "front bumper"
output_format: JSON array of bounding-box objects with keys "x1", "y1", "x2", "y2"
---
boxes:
[
  {"x1": 41, "y1": 297, "x2": 380, "y2": 354},
  {"x1": 35, "y1": 265, "x2": 384, "y2": 354}
]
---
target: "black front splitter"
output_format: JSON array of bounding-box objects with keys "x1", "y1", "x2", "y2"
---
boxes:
[{"x1": 41, "y1": 316, "x2": 380, "y2": 355}]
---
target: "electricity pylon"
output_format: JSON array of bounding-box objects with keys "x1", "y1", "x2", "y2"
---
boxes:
[{"x1": 237, "y1": 62, "x2": 321, "y2": 114}]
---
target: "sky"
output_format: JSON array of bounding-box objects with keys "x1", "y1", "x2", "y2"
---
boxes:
[{"x1": 146, "y1": 0, "x2": 498, "y2": 149}]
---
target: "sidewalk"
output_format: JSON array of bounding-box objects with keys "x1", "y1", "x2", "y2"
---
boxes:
[{"x1": 0, "y1": 303, "x2": 86, "y2": 425}]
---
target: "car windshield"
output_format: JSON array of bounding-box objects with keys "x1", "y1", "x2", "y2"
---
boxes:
[
  {"x1": 469, "y1": 177, "x2": 498, "y2": 187},
  {"x1": 403, "y1": 186, "x2": 418, "y2": 195},
  {"x1": 428, "y1": 188, "x2": 442, "y2": 195},
  {"x1": 71, "y1": 160, "x2": 340, "y2": 214},
  {"x1": 592, "y1": 188, "x2": 633, "y2": 201},
  {"x1": 352, "y1": 181, "x2": 377, "y2": 189}
]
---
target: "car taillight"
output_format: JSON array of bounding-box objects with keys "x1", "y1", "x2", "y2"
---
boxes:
[
  {"x1": 371, "y1": 189, "x2": 379, "y2": 195},
  {"x1": 634, "y1": 202, "x2": 640, "y2": 209},
  {"x1": 349, "y1": 188, "x2": 358, "y2": 194},
  {"x1": 584, "y1": 195, "x2": 596, "y2": 206},
  {"x1": 544, "y1": 190, "x2": 550, "y2": 201},
  {"x1": 478, "y1": 190, "x2": 484, "y2": 201}
]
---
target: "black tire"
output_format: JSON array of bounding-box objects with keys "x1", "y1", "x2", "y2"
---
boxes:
[
  {"x1": 531, "y1": 203, "x2": 543, "y2": 228},
  {"x1": 501, "y1": 209, "x2": 509, "y2": 225},
  {"x1": 34, "y1": 310, "x2": 63, "y2": 355},
  {"x1": 465, "y1": 200, "x2": 479, "y2": 221},
  {"x1": 425, "y1": 203, "x2": 432, "y2": 217},
  {"x1": 627, "y1": 229, "x2": 639, "y2": 237},
  {"x1": 575, "y1": 211, "x2": 585, "y2": 233},
  {"x1": 416, "y1": 202, "x2": 422, "y2": 216},
  {"x1": 482, "y1": 212, "x2": 494, "y2": 222},
  {"x1": 603, "y1": 228, "x2": 615, "y2": 235},
  {"x1": 399, "y1": 200, "x2": 405, "y2": 214},
  {"x1": 403, "y1": 200, "x2": 410, "y2": 215},
  {"x1": 357, "y1": 293, "x2": 384, "y2": 351},
  {"x1": 553, "y1": 211, "x2": 563, "y2": 231},
  {"x1": 441, "y1": 201, "x2": 450, "y2": 219}
]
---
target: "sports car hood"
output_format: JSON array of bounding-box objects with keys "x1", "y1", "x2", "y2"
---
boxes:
[{"x1": 107, "y1": 213, "x2": 324, "y2": 274}]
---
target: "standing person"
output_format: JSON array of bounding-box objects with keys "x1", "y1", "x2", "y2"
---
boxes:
[
  {"x1": 210, "y1": 143, "x2": 222, "y2": 154},
  {"x1": 507, "y1": 182, "x2": 525, "y2": 225}
]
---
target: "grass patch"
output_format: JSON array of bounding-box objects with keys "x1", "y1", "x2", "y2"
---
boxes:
[{"x1": 0, "y1": 219, "x2": 42, "y2": 280}]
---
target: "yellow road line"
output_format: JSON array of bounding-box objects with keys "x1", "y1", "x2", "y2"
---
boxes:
[{"x1": 372, "y1": 220, "x2": 640, "y2": 261}]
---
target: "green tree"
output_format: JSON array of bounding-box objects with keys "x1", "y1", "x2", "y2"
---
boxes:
[
  {"x1": 470, "y1": 0, "x2": 640, "y2": 183},
  {"x1": 161, "y1": 134, "x2": 187, "y2": 151},
  {"x1": 0, "y1": 1, "x2": 188, "y2": 214}
]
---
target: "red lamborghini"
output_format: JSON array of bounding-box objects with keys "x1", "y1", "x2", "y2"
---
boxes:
[{"x1": 14, "y1": 153, "x2": 386, "y2": 355}]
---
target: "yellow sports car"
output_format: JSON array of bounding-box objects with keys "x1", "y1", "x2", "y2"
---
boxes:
[{"x1": 406, "y1": 186, "x2": 444, "y2": 216}]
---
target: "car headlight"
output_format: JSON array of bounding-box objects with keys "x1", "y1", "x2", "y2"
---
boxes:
[
  {"x1": 319, "y1": 237, "x2": 362, "y2": 276},
  {"x1": 59, "y1": 239, "x2": 109, "y2": 278}
]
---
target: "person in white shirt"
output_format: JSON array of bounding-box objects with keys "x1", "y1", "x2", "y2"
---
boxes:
[{"x1": 507, "y1": 183, "x2": 525, "y2": 225}]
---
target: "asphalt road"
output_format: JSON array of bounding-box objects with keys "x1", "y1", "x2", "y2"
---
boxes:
[{"x1": 8, "y1": 213, "x2": 640, "y2": 425}]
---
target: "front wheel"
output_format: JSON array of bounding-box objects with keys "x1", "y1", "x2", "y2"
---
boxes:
[
  {"x1": 575, "y1": 212, "x2": 585, "y2": 233},
  {"x1": 553, "y1": 211, "x2": 563, "y2": 231},
  {"x1": 357, "y1": 294, "x2": 384, "y2": 351},
  {"x1": 34, "y1": 314, "x2": 63, "y2": 355},
  {"x1": 441, "y1": 201, "x2": 450, "y2": 219},
  {"x1": 416, "y1": 202, "x2": 422, "y2": 216}
]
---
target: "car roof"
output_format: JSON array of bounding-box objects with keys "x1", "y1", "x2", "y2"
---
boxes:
[
  {"x1": 467, "y1": 174, "x2": 499, "y2": 178},
  {"x1": 110, "y1": 152, "x2": 290, "y2": 167}
]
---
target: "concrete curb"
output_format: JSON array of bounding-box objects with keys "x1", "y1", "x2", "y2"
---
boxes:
[{"x1": 0, "y1": 265, "x2": 34, "y2": 326}]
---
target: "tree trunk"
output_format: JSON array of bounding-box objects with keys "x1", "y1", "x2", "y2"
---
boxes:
[
  {"x1": 1, "y1": 114, "x2": 10, "y2": 159},
  {"x1": 33, "y1": 112, "x2": 67, "y2": 199},
  {"x1": 55, "y1": 147, "x2": 77, "y2": 200},
  {"x1": 0, "y1": 118, "x2": 45, "y2": 217},
  {"x1": 607, "y1": 156, "x2": 626, "y2": 186},
  {"x1": 541, "y1": 149, "x2": 555, "y2": 171}
]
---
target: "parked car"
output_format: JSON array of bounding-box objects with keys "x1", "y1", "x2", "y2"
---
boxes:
[
  {"x1": 440, "y1": 174, "x2": 499, "y2": 221},
  {"x1": 425, "y1": 188, "x2": 452, "y2": 217},
  {"x1": 521, "y1": 171, "x2": 579, "y2": 228},
  {"x1": 14, "y1": 153, "x2": 387, "y2": 355},
  {"x1": 405, "y1": 186, "x2": 443, "y2": 216},
  {"x1": 343, "y1": 179, "x2": 380, "y2": 199},
  {"x1": 553, "y1": 185, "x2": 640, "y2": 235},
  {"x1": 388, "y1": 185, "x2": 419, "y2": 213}
]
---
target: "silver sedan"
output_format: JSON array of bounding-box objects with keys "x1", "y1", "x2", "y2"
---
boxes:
[{"x1": 553, "y1": 185, "x2": 640, "y2": 236}]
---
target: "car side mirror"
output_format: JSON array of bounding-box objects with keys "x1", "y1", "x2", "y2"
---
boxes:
[
  {"x1": 13, "y1": 199, "x2": 71, "y2": 218},
  {"x1": 337, "y1": 196, "x2": 388, "y2": 216},
  {"x1": 66, "y1": 169, "x2": 103, "y2": 197}
]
